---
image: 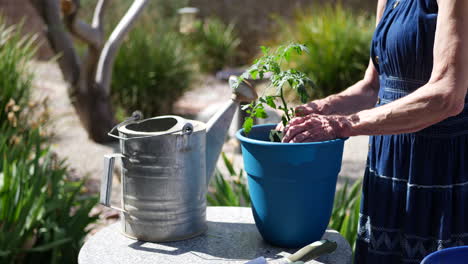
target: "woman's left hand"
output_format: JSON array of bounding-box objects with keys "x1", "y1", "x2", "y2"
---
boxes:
[{"x1": 282, "y1": 114, "x2": 352, "y2": 143}]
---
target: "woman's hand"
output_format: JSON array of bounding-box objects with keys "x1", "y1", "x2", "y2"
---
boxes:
[
  {"x1": 294, "y1": 99, "x2": 331, "y2": 117},
  {"x1": 275, "y1": 98, "x2": 332, "y2": 132},
  {"x1": 282, "y1": 114, "x2": 352, "y2": 143}
]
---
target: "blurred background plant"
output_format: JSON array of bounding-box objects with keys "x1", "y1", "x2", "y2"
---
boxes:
[
  {"x1": 0, "y1": 18, "x2": 35, "y2": 126},
  {"x1": 188, "y1": 17, "x2": 241, "y2": 73},
  {"x1": 328, "y1": 179, "x2": 362, "y2": 252},
  {"x1": 82, "y1": 0, "x2": 241, "y2": 120},
  {"x1": 112, "y1": 26, "x2": 194, "y2": 119},
  {"x1": 102, "y1": 0, "x2": 194, "y2": 119},
  {"x1": 208, "y1": 153, "x2": 251, "y2": 207},
  {"x1": 0, "y1": 18, "x2": 97, "y2": 264},
  {"x1": 267, "y1": 4, "x2": 374, "y2": 101}
]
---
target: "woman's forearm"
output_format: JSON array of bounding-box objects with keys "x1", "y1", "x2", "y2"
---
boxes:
[
  {"x1": 343, "y1": 80, "x2": 466, "y2": 136},
  {"x1": 316, "y1": 63, "x2": 380, "y2": 116},
  {"x1": 318, "y1": 78, "x2": 379, "y2": 115}
]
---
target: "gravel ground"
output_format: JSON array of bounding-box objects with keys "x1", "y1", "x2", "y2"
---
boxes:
[{"x1": 31, "y1": 61, "x2": 368, "y2": 234}]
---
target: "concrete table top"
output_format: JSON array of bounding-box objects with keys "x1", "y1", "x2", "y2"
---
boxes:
[{"x1": 79, "y1": 207, "x2": 352, "y2": 264}]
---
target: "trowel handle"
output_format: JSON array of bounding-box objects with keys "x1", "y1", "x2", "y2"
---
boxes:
[
  {"x1": 287, "y1": 240, "x2": 337, "y2": 262},
  {"x1": 101, "y1": 154, "x2": 125, "y2": 212}
]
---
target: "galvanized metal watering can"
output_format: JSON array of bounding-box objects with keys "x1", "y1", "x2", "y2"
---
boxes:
[{"x1": 100, "y1": 77, "x2": 256, "y2": 242}]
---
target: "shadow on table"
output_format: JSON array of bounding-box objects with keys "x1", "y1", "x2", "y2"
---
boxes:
[{"x1": 127, "y1": 221, "x2": 295, "y2": 261}]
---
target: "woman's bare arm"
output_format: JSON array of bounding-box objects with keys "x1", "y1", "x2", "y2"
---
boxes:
[
  {"x1": 299, "y1": 0, "x2": 387, "y2": 116},
  {"x1": 344, "y1": 0, "x2": 468, "y2": 136}
]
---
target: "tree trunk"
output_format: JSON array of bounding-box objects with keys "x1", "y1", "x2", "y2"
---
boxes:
[
  {"x1": 73, "y1": 83, "x2": 115, "y2": 143},
  {"x1": 29, "y1": 0, "x2": 148, "y2": 143},
  {"x1": 71, "y1": 44, "x2": 116, "y2": 143}
]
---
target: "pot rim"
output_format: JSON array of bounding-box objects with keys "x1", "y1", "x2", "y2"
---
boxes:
[
  {"x1": 236, "y1": 123, "x2": 348, "y2": 146},
  {"x1": 421, "y1": 245, "x2": 468, "y2": 263}
]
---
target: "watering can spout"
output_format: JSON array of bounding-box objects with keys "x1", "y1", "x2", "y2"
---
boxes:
[{"x1": 205, "y1": 76, "x2": 257, "y2": 184}]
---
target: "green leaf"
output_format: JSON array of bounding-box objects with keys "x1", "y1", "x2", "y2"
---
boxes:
[
  {"x1": 243, "y1": 117, "x2": 254, "y2": 135},
  {"x1": 283, "y1": 48, "x2": 291, "y2": 61},
  {"x1": 250, "y1": 69, "x2": 259, "y2": 80},
  {"x1": 26, "y1": 238, "x2": 72, "y2": 252},
  {"x1": 265, "y1": 96, "x2": 277, "y2": 109},
  {"x1": 207, "y1": 195, "x2": 219, "y2": 206},
  {"x1": 221, "y1": 153, "x2": 236, "y2": 176},
  {"x1": 269, "y1": 130, "x2": 284, "y2": 142},
  {"x1": 254, "y1": 108, "x2": 268, "y2": 119}
]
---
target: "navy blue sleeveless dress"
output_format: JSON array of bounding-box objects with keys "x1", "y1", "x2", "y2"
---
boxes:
[{"x1": 355, "y1": 0, "x2": 468, "y2": 263}]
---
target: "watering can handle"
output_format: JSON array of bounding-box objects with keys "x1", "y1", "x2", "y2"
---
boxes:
[
  {"x1": 107, "y1": 111, "x2": 194, "y2": 140},
  {"x1": 108, "y1": 122, "x2": 194, "y2": 140},
  {"x1": 100, "y1": 154, "x2": 126, "y2": 213}
]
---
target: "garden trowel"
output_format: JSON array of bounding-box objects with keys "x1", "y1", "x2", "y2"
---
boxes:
[{"x1": 244, "y1": 240, "x2": 337, "y2": 264}]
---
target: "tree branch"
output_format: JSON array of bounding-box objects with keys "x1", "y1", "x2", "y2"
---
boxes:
[
  {"x1": 95, "y1": 0, "x2": 149, "y2": 96},
  {"x1": 30, "y1": 0, "x2": 81, "y2": 86},
  {"x1": 92, "y1": 0, "x2": 108, "y2": 33},
  {"x1": 61, "y1": 0, "x2": 103, "y2": 48},
  {"x1": 70, "y1": 20, "x2": 103, "y2": 47}
]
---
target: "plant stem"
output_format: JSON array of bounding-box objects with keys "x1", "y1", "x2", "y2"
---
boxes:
[{"x1": 279, "y1": 87, "x2": 290, "y2": 122}]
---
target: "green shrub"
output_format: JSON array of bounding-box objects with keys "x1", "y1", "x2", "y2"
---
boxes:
[
  {"x1": 268, "y1": 4, "x2": 374, "y2": 100},
  {"x1": 107, "y1": 2, "x2": 240, "y2": 117},
  {"x1": 0, "y1": 19, "x2": 35, "y2": 126},
  {"x1": 0, "y1": 18, "x2": 97, "y2": 264},
  {"x1": 207, "y1": 153, "x2": 250, "y2": 207},
  {"x1": 77, "y1": 0, "x2": 192, "y2": 119},
  {"x1": 0, "y1": 126, "x2": 98, "y2": 264},
  {"x1": 189, "y1": 17, "x2": 241, "y2": 73},
  {"x1": 328, "y1": 179, "x2": 362, "y2": 252},
  {"x1": 111, "y1": 20, "x2": 194, "y2": 118}
]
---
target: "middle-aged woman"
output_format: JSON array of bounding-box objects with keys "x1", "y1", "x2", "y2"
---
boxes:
[{"x1": 280, "y1": 0, "x2": 468, "y2": 263}]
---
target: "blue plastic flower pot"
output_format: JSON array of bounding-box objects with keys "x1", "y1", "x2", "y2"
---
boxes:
[
  {"x1": 236, "y1": 124, "x2": 347, "y2": 248},
  {"x1": 421, "y1": 246, "x2": 468, "y2": 264}
]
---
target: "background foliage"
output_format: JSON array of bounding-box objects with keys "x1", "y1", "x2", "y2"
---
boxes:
[
  {"x1": 112, "y1": 26, "x2": 194, "y2": 118},
  {"x1": 328, "y1": 179, "x2": 362, "y2": 251},
  {"x1": 268, "y1": 4, "x2": 374, "y2": 101},
  {"x1": 103, "y1": 0, "x2": 241, "y2": 119},
  {"x1": 188, "y1": 17, "x2": 241, "y2": 73},
  {"x1": 0, "y1": 18, "x2": 97, "y2": 264},
  {"x1": 0, "y1": 19, "x2": 34, "y2": 125},
  {"x1": 208, "y1": 153, "x2": 250, "y2": 207},
  {"x1": 109, "y1": 0, "x2": 194, "y2": 119}
]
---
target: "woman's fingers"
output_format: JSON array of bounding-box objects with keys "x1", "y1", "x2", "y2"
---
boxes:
[
  {"x1": 283, "y1": 122, "x2": 308, "y2": 143},
  {"x1": 283, "y1": 116, "x2": 322, "y2": 143},
  {"x1": 294, "y1": 101, "x2": 323, "y2": 117},
  {"x1": 295, "y1": 105, "x2": 312, "y2": 117},
  {"x1": 288, "y1": 127, "x2": 330, "y2": 143},
  {"x1": 287, "y1": 115, "x2": 310, "y2": 127},
  {"x1": 289, "y1": 130, "x2": 312, "y2": 143},
  {"x1": 282, "y1": 114, "x2": 346, "y2": 143},
  {"x1": 275, "y1": 122, "x2": 284, "y2": 131}
]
